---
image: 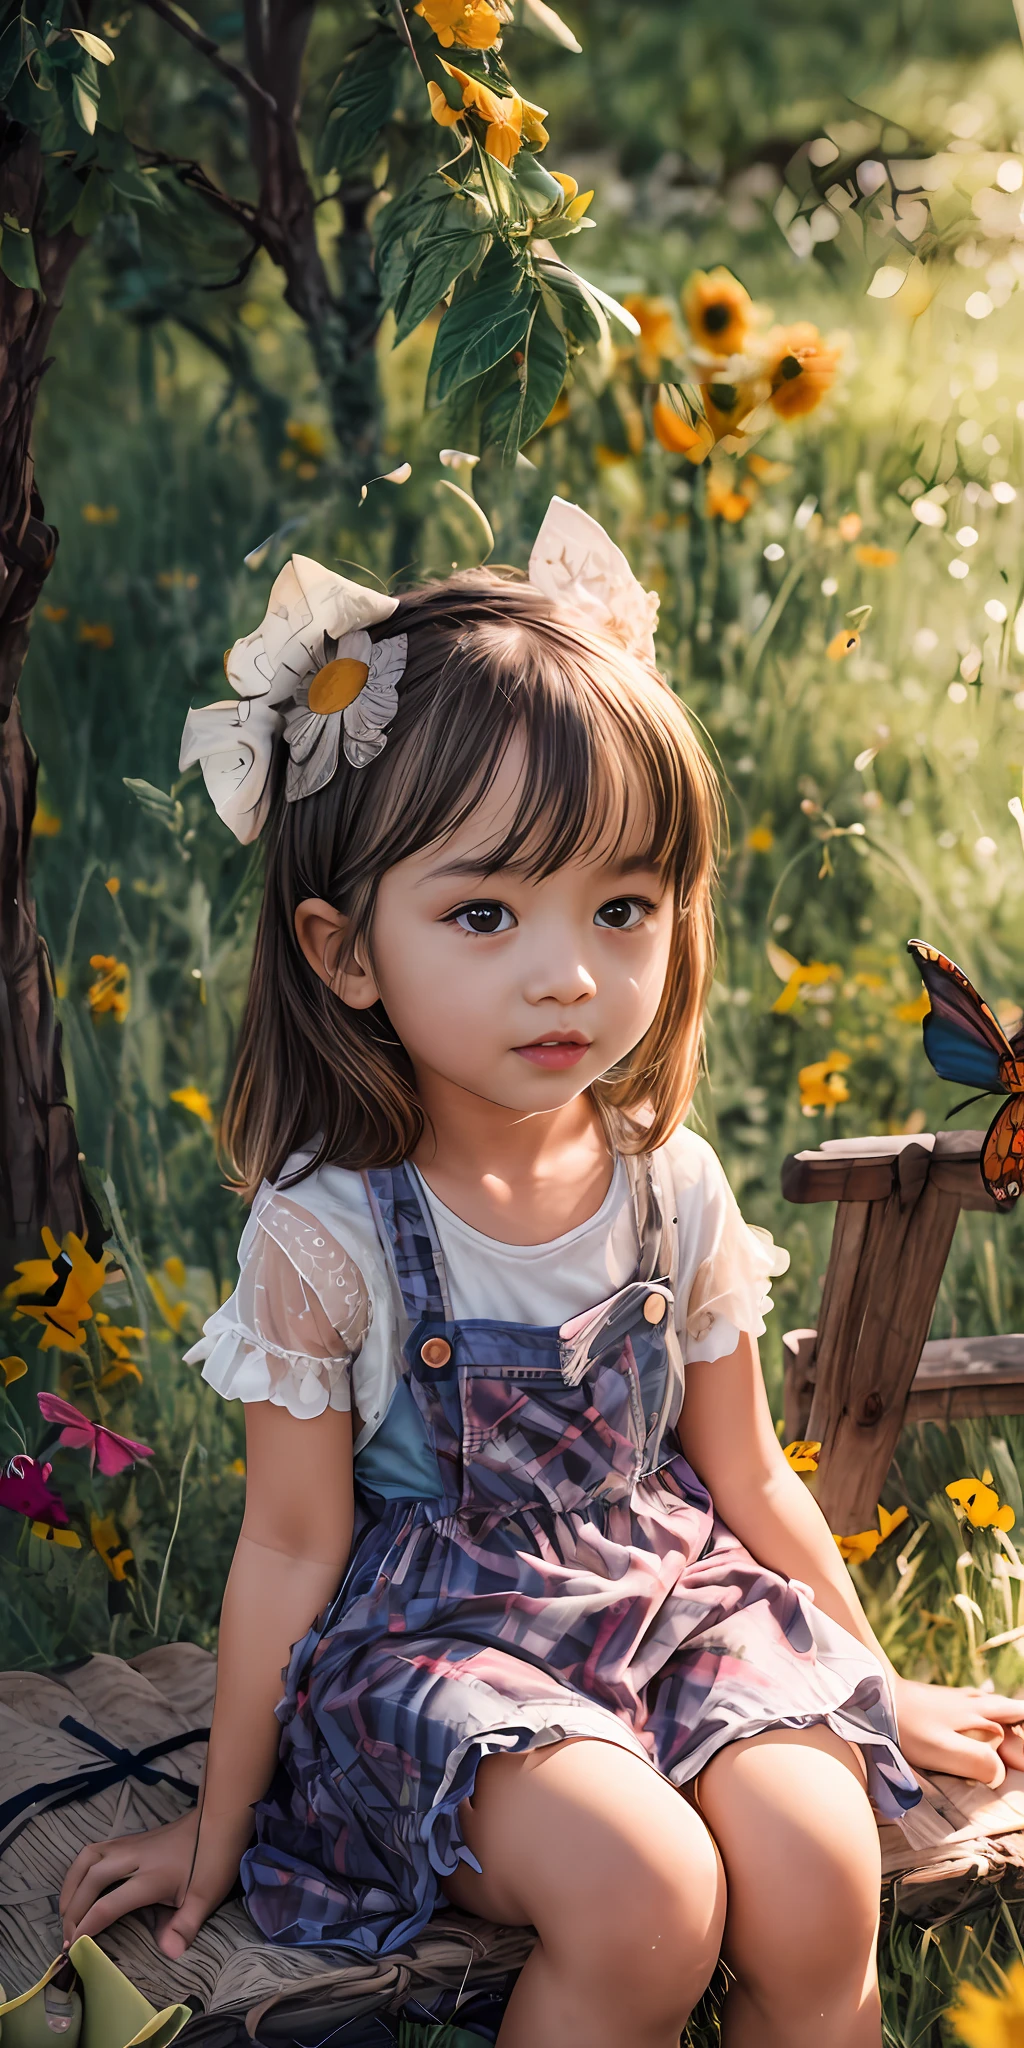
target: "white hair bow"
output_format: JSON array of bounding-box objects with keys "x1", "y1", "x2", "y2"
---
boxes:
[
  {"x1": 180, "y1": 501, "x2": 658, "y2": 843},
  {"x1": 528, "y1": 497, "x2": 660, "y2": 667},
  {"x1": 179, "y1": 556, "x2": 401, "y2": 844}
]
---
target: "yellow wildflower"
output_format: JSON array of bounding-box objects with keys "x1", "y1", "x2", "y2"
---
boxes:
[
  {"x1": 428, "y1": 60, "x2": 500, "y2": 128},
  {"x1": 947, "y1": 1477, "x2": 1016, "y2": 1533},
  {"x1": 156, "y1": 569, "x2": 199, "y2": 591},
  {"x1": 32, "y1": 1521, "x2": 81, "y2": 1548},
  {"x1": 91, "y1": 1512, "x2": 134, "y2": 1583},
  {"x1": 41, "y1": 603, "x2": 68, "y2": 623},
  {"x1": 622, "y1": 295, "x2": 679, "y2": 380},
  {"x1": 746, "y1": 824, "x2": 774, "y2": 853},
  {"x1": 784, "y1": 1440, "x2": 820, "y2": 1473},
  {"x1": 895, "y1": 989, "x2": 930, "y2": 1024},
  {"x1": 414, "y1": 0, "x2": 502, "y2": 47},
  {"x1": 5, "y1": 1227, "x2": 110, "y2": 1353},
  {"x1": 1, "y1": 1356, "x2": 27, "y2": 1385},
  {"x1": 855, "y1": 544, "x2": 899, "y2": 569},
  {"x1": 148, "y1": 1270, "x2": 186, "y2": 1334},
  {"x1": 838, "y1": 512, "x2": 862, "y2": 542},
  {"x1": 948, "y1": 1960, "x2": 1024, "y2": 2047},
  {"x1": 95, "y1": 1313, "x2": 144, "y2": 1385},
  {"x1": 171, "y1": 1085, "x2": 214, "y2": 1127},
  {"x1": 799, "y1": 1051, "x2": 851, "y2": 1115},
  {"x1": 706, "y1": 466, "x2": 755, "y2": 522},
  {"x1": 551, "y1": 172, "x2": 592, "y2": 220},
  {"x1": 81, "y1": 503, "x2": 118, "y2": 524},
  {"x1": 228, "y1": 1458, "x2": 247, "y2": 1478},
  {"x1": 519, "y1": 96, "x2": 548, "y2": 149},
  {"x1": 682, "y1": 268, "x2": 752, "y2": 356},
  {"x1": 484, "y1": 90, "x2": 523, "y2": 165},
  {"x1": 764, "y1": 323, "x2": 840, "y2": 420},
  {"x1": 827, "y1": 628, "x2": 860, "y2": 661},
  {"x1": 105, "y1": 876, "x2": 120, "y2": 896},
  {"x1": 78, "y1": 621, "x2": 115, "y2": 651},
  {"x1": 540, "y1": 393, "x2": 571, "y2": 430},
  {"x1": 32, "y1": 799, "x2": 61, "y2": 837},
  {"x1": 164, "y1": 1255, "x2": 186, "y2": 1288},
  {"x1": 771, "y1": 954, "x2": 842, "y2": 1014},
  {"x1": 87, "y1": 954, "x2": 130, "y2": 1022},
  {"x1": 835, "y1": 1503, "x2": 908, "y2": 1565},
  {"x1": 746, "y1": 453, "x2": 791, "y2": 483}
]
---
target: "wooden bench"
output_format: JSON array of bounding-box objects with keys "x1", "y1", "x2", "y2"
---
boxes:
[{"x1": 779, "y1": 1131, "x2": 1024, "y2": 1530}]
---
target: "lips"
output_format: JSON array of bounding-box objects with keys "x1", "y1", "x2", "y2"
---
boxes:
[{"x1": 513, "y1": 1034, "x2": 591, "y2": 1070}]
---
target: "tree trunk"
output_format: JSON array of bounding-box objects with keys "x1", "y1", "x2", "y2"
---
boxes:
[{"x1": 0, "y1": 123, "x2": 88, "y2": 1275}]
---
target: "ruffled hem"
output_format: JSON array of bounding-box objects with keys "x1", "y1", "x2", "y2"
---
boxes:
[{"x1": 186, "y1": 1317, "x2": 351, "y2": 1418}]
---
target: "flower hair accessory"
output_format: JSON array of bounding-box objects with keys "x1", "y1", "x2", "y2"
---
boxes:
[
  {"x1": 179, "y1": 556, "x2": 404, "y2": 843},
  {"x1": 180, "y1": 499, "x2": 658, "y2": 842},
  {"x1": 528, "y1": 496, "x2": 660, "y2": 667}
]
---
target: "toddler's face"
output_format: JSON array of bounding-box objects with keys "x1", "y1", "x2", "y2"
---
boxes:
[{"x1": 362, "y1": 735, "x2": 675, "y2": 1117}]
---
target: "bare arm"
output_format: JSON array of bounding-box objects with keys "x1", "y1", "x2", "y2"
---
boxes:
[
  {"x1": 678, "y1": 1333, "x2": 1024, "y2": 1784},
  {"x1": 61, "y1": 1400, "x2": 353, "y2": 1953}
]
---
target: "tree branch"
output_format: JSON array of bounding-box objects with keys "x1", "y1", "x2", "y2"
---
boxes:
[{"x1": 136, "y1": 0, "x2": 278, "y2": 117}]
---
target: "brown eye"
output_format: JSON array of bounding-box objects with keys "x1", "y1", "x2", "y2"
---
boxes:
[
  {"x1": 595, "y1": 898, "x2": 645, "y2": 930},
  {"x1": 453, "y1": 902, "x2": 515, "y2": 935}
]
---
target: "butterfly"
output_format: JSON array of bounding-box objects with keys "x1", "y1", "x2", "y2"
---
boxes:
[
  {"x1": 907, "y1": 938, "x2": 1024, "y2": 1206},
  {"x1": 36, "y1": 1392, "x2": 153, "y2": 1476}
]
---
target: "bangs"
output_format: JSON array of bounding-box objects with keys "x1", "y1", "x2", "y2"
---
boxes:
[{"x1": 351, "y1": 596, "x2": 702, "y2": 894}]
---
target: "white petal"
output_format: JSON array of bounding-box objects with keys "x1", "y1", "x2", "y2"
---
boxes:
[
  {"x1": 342, "y1": 633, "x2": 407, "y2": 768},
  {"x1": 179, "y1": 698, "x2": 281, "y2": 844},
  {"x1": 286, "y1": 715, "x2": 341, "y2": 801}
]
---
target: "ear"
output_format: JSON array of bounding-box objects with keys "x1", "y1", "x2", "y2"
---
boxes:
[{"x1": 294, "y1": 898, "x2": 381, "y2": 1011}]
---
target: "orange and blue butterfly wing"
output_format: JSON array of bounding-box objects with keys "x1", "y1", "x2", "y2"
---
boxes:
[
  {"x1": 907, "y1": 939, "x2": 1013, "y2": 1093},
  {"x1": 982, "y1": 1097, "x2": 1024, "y2": 1206}
]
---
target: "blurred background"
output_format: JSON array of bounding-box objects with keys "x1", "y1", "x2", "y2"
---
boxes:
[{"x1": 4, "y1": 0, "x2": 1024, "y2": 2030}]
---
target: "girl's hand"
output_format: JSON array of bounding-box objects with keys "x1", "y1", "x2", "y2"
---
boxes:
[
  {"x1": 892, "y1": 1674, "x2": 1024, "y2": 1788},
  {"x1": 59, "y1": 1804, "x2": 254, "y2": 1957}
]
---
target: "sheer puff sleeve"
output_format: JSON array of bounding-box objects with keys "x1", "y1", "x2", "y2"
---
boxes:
[
  {"x1": 185, "y1": 1192, "x2": 370, "y2": 1418},
  {"x1": 667, "y1": 1133, "x2": 790, "y2": 1366}
]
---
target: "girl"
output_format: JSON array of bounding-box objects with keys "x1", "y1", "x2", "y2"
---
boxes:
[{"x1": 61, "y1": 502, "x2": 1024, "y2": 2048}]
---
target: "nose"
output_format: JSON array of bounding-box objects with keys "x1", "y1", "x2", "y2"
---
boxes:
[{"x1": 521, "y1": 928, "x2": 597, "y2": 1007}]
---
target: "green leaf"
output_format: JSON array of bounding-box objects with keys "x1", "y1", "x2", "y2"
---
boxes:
[
  {"x1": 71, "y1": 170, "x2": 112, "y2": 236},
  {"x1": 43, "y1": 163, "x2": 86, "y2": 235},
  {"x1": 483, "y1": 298, "x2": 565, "y2": 460},
  {"x1": 317, "y1": 31, "x2": 404, "y2": 180},
  {"x1": 70, "y1": 28, "x2": 115, "y2": 64},
  {"x1": 429, "y1": 241, "x2": 532, "y2": 401},
  {"x1": 0, "y1": 221, "x2": 41, "y2": 293},
  {"x1": 395, "y1": 222, "x2": 488, "y2": 343},
  {"x1": 537, "y1": 260, "x2": 604, "y2": 345},
  {"x1": 72, "y1": 72, "x2": 99, "y2": 135},
  {"x1": 513, "y1": 0, "x2": 583, "y2": 51},
  {"x1": 123, "y1": 779, "x2": 185, "y2": 836}
]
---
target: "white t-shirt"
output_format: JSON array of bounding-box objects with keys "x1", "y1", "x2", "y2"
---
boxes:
[{"x1": 187, "y1": 1127, "x2": 789, "y2": 1455}]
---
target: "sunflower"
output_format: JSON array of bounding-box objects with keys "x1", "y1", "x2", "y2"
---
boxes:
[
  {"x1": 682, "y1": 268, "x2": 752, "y2": 356},
  {"x1": 764, "y1": 322, "x2": 841, "y2": 420}
]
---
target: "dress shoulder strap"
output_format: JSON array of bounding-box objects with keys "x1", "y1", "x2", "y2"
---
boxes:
[
  {"x1": 622, "y1": 1149, "x2": 678, "y2": 1287},
  {"x1": 363, "y1": 1164, "x2": 452, "y2": 1322}
]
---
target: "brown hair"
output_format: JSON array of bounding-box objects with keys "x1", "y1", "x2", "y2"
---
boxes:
[{"x1": 222, "y1": 572, "x2": 720, "y2": 1196}]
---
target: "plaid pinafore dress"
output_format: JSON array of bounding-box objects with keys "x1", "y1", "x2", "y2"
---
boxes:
[{"x1": 241, "y1": 1154, "x2": 919, "y2": 1954}]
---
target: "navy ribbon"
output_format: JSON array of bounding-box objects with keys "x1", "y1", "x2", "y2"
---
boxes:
[{"x1": 0, "y1": 1715, "x2": 210, "y2": 1858}]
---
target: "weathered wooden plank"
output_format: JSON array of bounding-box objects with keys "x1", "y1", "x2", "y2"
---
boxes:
[
  {"x1": 782, "y1": 1131, "x2": 1000, "y2": 1212},
  {"x1": 784, "y1": 1331, "x2": 1024, "y2": 1440},
  {"x1": 807, "y1": 1178, "x2": 963, "y2": 1530}
]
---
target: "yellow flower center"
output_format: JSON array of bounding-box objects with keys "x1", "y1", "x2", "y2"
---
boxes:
[{"x1": 308, "y1": 658, "x2": 370, "y2": 714}]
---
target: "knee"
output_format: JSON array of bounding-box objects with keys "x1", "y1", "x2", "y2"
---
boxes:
[
  {"x1": 565, "y1": 1827, "x2": 726, "y2": 2022},
  {"x1": 733, "y1": 1829, "x2": 879, "y2": 2004}
]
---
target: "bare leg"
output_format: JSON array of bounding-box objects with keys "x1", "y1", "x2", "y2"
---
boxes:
[
  {"x1": 696, "y1": 1725, "x2": 882, "y2": 2048},
  {"x1": 441, "y1": 1736, "x2": 726, "y2": 2048}
]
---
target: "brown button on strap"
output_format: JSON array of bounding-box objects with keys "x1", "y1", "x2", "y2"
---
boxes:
[
  {"x1": 642, "y1": 1293, "x2": 667, "y2": 1325},
  {"x1": 420, "y1": 1336, "x2": 452, "y2": 1369}
]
